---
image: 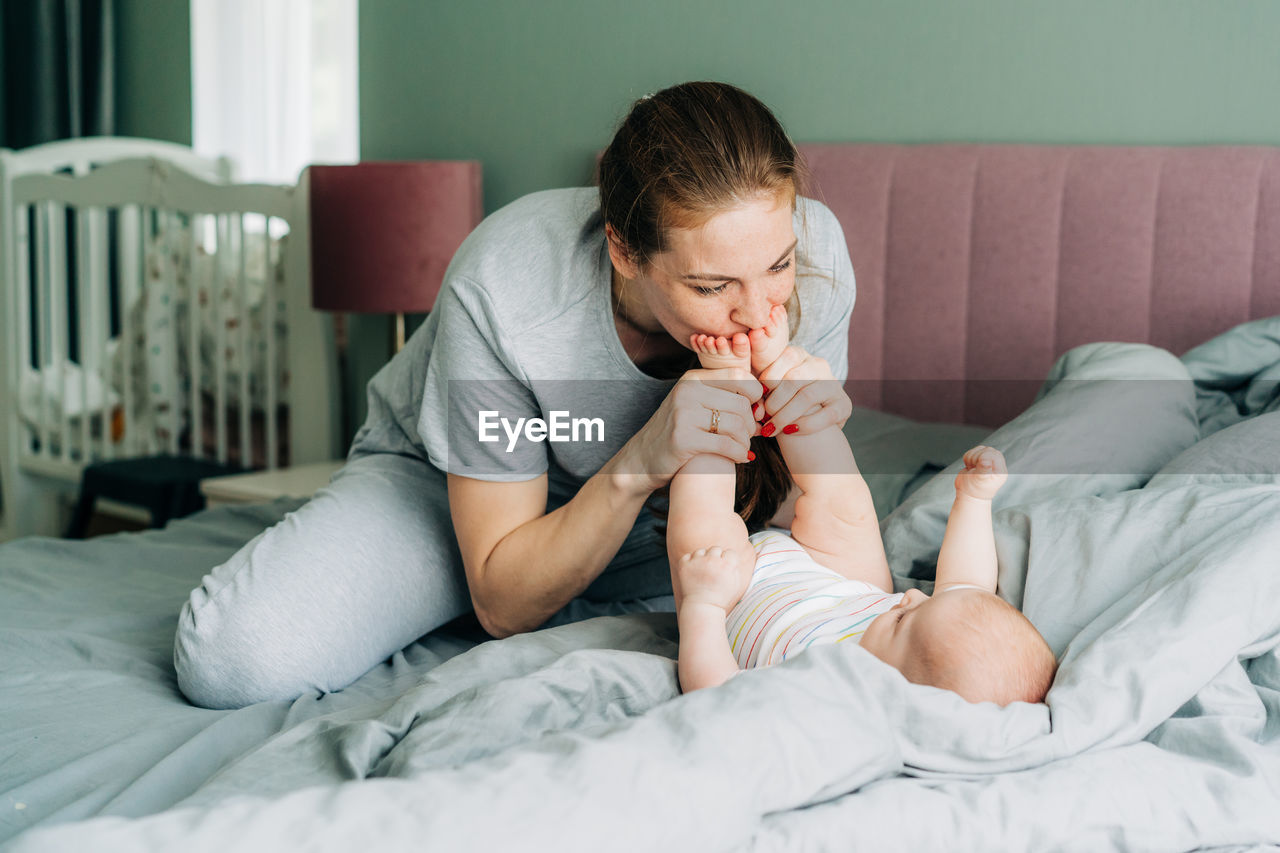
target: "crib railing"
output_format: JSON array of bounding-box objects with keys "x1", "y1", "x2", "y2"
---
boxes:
[{"x1": 1, "y1": 147, "x2": 338, "y2": 539}]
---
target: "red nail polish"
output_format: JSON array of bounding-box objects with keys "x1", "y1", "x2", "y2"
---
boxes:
[
  {"x1": 747, "y1": 451, "x2": 756, "y2": 462},
  {"x1": 782, "y1": 424, "x2": 799, "y2": 435},
  {"x1": 761, "y1": 421, "x2": 776, "y2": 438}
]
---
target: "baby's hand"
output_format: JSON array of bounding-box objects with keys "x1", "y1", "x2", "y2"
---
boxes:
[
  {"x1": 676, "y1": 546, "x2": 751, "y2": 611},
  {"x1": 954, "y1": 445, "x2": 1008, "y2": 501}
]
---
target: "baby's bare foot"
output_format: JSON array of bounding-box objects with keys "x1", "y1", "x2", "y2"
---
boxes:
[
  {"x1": 690, "y1": 331, "x2": 752, "y2": 372},
  {"x1": 747, "y1": 303, "x2": 789, "y2": 375},
  {"x1": 954, "y1": 446, "x2": 1008, "y2": 500}
]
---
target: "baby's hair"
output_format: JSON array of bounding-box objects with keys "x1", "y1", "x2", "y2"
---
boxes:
[{"x1": 906, "y1": 592, "x2": 1058, "y2": 706}]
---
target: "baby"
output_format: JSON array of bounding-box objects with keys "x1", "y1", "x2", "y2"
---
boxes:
[{"x1": 668, "y1": 307, "x2": 1057, "y2": 705}]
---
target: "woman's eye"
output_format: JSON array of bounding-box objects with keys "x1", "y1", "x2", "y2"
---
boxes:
[
  {"x1": 694, "y1": 283, "x2": 730, "y2": 296},
  {"x1": 693, "y1": 259, "x2": 789, "y2": 295}
]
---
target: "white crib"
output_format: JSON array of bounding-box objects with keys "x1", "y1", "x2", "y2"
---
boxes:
[{"x1": 0, "y1": 137, "x2": 340, "y2": 541}]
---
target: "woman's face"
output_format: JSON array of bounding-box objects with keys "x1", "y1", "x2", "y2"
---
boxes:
[{"x1": 608, "y1": 192, "x2": 797, "y2": 345}]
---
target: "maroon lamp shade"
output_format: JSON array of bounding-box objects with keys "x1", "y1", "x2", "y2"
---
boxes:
[{"x1": 309, "y1": 161, "x2": 483, "y2": 313}]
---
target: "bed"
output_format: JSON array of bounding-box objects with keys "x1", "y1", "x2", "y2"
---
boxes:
[
  {"x1": 2, "y1": 143, "x2": 1279, "y2": 852},
  {"x1": 0, "y1": 137, "x2": 339, "y2": 541}
]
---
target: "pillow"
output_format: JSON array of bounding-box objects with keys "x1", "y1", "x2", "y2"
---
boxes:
[
  {"x1": 1145, "y1": 412, "x2": 1280, "y2": 489},
  {"x1": 879, "y1": 342, "x2": 1200, "y2": 587}
]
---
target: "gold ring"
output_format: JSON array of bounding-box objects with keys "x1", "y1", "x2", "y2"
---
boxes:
[{"x1": 709, "y1": 409, "x2": 721, "y2": 434}]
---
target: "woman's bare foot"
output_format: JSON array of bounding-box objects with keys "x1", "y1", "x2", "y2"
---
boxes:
[
  {"x1": 747, "y1": 303, "x2": 789, "y2": 375},
  {"x1": 690, "y1": 331, "x2": 752, "y2": 372},
  {"x1": 954, "y1": 446, "x2": 1008, "y2": 501}
]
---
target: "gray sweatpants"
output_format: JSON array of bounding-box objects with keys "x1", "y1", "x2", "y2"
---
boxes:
[{"x1": 174, "y1": 446, "x2": 675, "y2": 710}]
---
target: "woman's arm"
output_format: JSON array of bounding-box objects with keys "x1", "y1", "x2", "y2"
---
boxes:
[
  {"x1": 449, "y1": 457, "x2": 654, "y2": 638},
  {"x1": 451, "y1": 368, "x2": 762, "y2": 639}
]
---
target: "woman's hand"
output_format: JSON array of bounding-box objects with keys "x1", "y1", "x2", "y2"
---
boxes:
[
  {"x1": 755, "y1": 346, "x2": 853, "y2": 436},
  {"x1": 617, "y1": 366, "x2": 762, "y2": 495}
]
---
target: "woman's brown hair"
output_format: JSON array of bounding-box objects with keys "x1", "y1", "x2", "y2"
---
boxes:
[{"x1": 598, "y1": 81, "x2": 807, "y2": 534}]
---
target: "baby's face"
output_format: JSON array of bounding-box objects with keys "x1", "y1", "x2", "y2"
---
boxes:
[{"x1": 860, "y1": 587, "x2": 978, "y2": 672}]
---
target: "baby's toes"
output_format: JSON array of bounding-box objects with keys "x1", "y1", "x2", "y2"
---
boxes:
[{"x1": 768, "y1": 303, "x2": 789, "y2": 334}]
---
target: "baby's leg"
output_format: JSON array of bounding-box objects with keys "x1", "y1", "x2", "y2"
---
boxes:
[
  {"x1": 752, "y1": 306, "x2": 891, "y2": 589},
  {"x1": 666, "y1": 333, "x2": 755, "y2": 606},
  {"x1": 675, "y1": 547, "x2": 747, "y2": 692}
]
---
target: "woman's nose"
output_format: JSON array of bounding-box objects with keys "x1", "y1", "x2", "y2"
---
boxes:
[{"x1": 733, "y1": 293, "x2": 774, "y2": 330}]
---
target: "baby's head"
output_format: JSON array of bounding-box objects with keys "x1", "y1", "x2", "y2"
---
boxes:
[{"x1": 860, "y1": 587, "x2": 1058, "y2": 706}]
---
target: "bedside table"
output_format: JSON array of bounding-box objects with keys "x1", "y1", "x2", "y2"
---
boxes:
[{"x1": 200, "y1": 460, "x2": 346, "y2": 508}]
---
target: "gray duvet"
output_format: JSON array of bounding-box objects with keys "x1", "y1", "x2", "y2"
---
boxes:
[{"x1": 3, "y1": 319, "x2": 1279, "y2": 852}]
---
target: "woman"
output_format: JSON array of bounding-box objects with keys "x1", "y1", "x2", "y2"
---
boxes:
[{"x1": 174, "y1": 81, "x2": 857, "y2": 709}]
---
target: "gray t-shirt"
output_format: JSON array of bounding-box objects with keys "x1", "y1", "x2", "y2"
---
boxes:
[{"x1": 412, "y1": 187, "x2": 856, "y2": 488}]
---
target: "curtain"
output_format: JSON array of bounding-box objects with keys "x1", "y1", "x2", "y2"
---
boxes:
[
  {"x1": 2, "y1": 1, "x2": 117, "y2": 368},
  {"x1": 191, "y1": 0, "x2": 358, "y2": 184},
  {"x1": 1, "y1": 0, "x2": 116, "y2": 148}
]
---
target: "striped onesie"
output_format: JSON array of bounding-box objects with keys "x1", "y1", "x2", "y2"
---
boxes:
[{"x1": 726, "y1": 528, "x2": 902, "y2": 669}]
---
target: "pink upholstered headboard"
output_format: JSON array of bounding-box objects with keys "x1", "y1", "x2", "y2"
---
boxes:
[{"x1": 801, "y1": 144, "x2": 1280, "y2": 426}]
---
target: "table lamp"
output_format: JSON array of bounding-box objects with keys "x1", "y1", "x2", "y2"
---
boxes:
[{"x1": 309, "y1": 160, "x2": 483, "y2": 352}]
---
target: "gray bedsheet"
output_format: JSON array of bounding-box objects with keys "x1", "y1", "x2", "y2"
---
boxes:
[
  {"x1": 0, "y1": 501, "x2": 485, "y2": 842},
  {"x1": 4, "y1": 319, "x2": 1279, "y2": 852}
]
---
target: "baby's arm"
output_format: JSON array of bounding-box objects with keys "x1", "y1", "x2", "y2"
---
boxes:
[{"x1": 935, "y1": 446, "x2": 1007, "y2": 593}]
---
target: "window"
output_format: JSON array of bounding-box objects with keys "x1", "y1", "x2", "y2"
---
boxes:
[{"x1": 190, "y1": 0, "x2": 359, "y2": 184}]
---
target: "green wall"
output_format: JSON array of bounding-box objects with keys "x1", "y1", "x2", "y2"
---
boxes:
[
  {"x1": 115, "y1": 0, "x2": 191, "y2": 144},
  {"x1": 111, "y1": 0, "x2": 1280, "y2": 445},
  {"x1": 106, "y1": 0, "x2": 1280, "y2": 226},
  {"x1": 359, "y1": 0, "x2": 1280, "y2": 214}
]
